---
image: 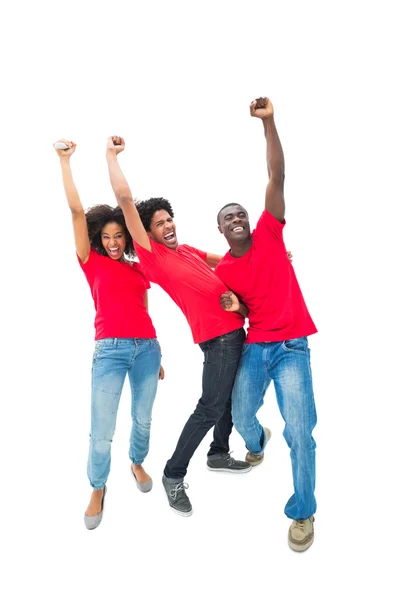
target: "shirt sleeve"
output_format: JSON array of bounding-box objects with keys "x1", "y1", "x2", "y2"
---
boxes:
[
  {"x1": 253, "y1": 210, "x2": 285, "y2": 243},
  {"x1": 134, "y1": 262, "x2": 151, "y2": 289},
  {"x1": 134, "y1": 239, "x2": 167, "y2": 282},
  {"x1": 77, "y1": 248, "x2": 99, "y2": 282}
]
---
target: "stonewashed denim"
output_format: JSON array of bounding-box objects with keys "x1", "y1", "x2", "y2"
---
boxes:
[
  {"x1": 88, "y1": 338, "x2": 161, "y2": 489},
  {"x1": 232, "y1": 337, "x2": 317, "y2": 520}
]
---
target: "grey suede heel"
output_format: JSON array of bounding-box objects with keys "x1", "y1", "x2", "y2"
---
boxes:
[
  {"x1": 131, "y1": 467, "x2": 153, "y2": 493},
  {"x1": 84, "y1": 485, "x2": 106, "y2": 530}
]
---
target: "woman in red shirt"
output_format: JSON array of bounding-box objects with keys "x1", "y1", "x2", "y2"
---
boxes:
[{"x1": 54, "y1": 140, "x2": 163, "y2": 530}]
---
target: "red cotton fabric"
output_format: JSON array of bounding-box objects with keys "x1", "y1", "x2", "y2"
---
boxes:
[
  {"x1": 78, "y1": 249, "x2": 157, "y2": 340},
  {"x1": 134, "y1": 240, "x2": 244, "y2": 344},
  {"x1": 215, "y1": 210, "x2": 317, "y2": 343}
]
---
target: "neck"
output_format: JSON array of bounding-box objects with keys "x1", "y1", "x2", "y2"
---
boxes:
[{"x1": 229, "y1": 238, "x2": 252, "y2": 258}]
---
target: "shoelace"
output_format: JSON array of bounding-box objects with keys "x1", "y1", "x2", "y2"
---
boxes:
[
  {"x1": 226, "y1": 451, "x2": 235, "y2": 467},
  {"x1": 169, "y1": 482, "x2": 189, "y2": 500}
]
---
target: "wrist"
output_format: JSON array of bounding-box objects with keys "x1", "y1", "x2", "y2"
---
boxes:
[
  {"x1": 106, "y1": 148, "x2": 118, "y2": 160},
  {"x1": 263, "y1": 114, "x2": 274, "y2": 125}
]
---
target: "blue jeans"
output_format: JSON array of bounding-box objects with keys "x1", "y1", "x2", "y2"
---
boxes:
[
  {"x1": 88, "y1": 338, "x2": 161, "y2": 490},
  {"x1": 232, "y1": 337, "x2": 317, "y2": 520}
]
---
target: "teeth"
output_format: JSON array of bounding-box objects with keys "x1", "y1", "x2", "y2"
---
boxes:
[{"x1": 233, "y1": 226, "x2": 244, "y2": 232}]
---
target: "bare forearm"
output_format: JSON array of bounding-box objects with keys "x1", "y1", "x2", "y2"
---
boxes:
[
  {"x1": 237, "y1": 303, "x2": 249, "y2": 318},
  {"x1": 60, "y1": 158, "x2": 84, "y2": 215},
  {"x1": 264, "y1": 116, "x2": 285, "y2": 183},
  {"x1": 106, "y1": 151, "x2": 133, "y2": 203}
]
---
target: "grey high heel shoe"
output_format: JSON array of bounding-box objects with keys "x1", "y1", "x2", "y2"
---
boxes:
[
  {"x1": 84, "y1": 485, "x2": 106, "y2": 530},
  {"x1": 131, "y1": 466, "x2": 153, "y2": 493}
]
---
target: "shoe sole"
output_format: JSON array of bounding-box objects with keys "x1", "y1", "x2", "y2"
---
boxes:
[
  {"x1": 288, "y1": 535, "x2": 314, "y2": 552},
  {"x1": 245, "y1": 455, "x2": 264, "y2": 467},
  {"x1": 207, "y1": 465, "x2": 252, "y2": 474},
  {"x1": 169, "y1": 505, "x2": 193, "y2": 517}
]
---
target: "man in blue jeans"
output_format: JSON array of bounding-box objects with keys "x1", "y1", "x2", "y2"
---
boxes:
[{"x1": 215, "y1": 97, "x2": 318, "y2": 551}]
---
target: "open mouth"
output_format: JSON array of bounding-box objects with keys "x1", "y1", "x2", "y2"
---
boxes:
[
  {"x1": 164, "y1": 232, "x2": 176, "y2": 244},
  {"x1": 108, "y1": 247, "x2": 120, "y2": 257},
  {"x1": 231, "y1": 225, "x2": 245, "y2": 233}
]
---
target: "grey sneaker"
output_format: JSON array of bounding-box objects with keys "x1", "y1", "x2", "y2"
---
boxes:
[
  {"x1": 207, "y1": 452, "x2": 251, "y2": 473},
  {"x1": 162, "y1": 475, "x2": 193, "y2": 517},
  {"x1": 84, "y1": 485, "x2": 106, "y2": 530},
  {"x1": 245, "y1": 427, "x2": 272, "y2": 466}
]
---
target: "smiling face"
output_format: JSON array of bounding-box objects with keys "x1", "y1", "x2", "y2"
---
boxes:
[
  {"x1": 218, "y1": 204, "x2": 251, "y2": 246},
  {"x1": 148, "y1": 209, "x2": 178, "y2": 249},
  {"x1": 101, "y1": 221, "x2": 127, "y2": 260}
]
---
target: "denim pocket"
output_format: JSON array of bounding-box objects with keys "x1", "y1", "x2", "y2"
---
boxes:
[
  {"x1": 93, "y1": 339, "x2": 109, "y2": 361},
  {"x1": 281, "y1": 337, "x2": 309, "y2": 355}
]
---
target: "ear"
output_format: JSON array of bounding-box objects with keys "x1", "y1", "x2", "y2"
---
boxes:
[{"x1": 218, "y1": 225, "x2": 223, "y2": 234}]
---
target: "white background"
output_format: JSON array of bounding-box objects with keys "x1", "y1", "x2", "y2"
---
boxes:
[{"x1": 1, "y1": 1, "x2": 399, "y2": 598}]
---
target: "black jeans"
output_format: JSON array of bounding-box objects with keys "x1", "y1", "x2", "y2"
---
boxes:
[{"x1": 164, "y1": 327, "x2": 245, "y2": 480}]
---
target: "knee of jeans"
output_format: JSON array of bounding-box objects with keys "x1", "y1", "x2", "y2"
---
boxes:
[
  {"x1": 284, "y1": 427, "x2": 316, "y2": 451},
  {"x1": 133, "y1": 415, "x2": 152, "y2": 429},
  {"x1": 90, "y1": 436, "x2": 112, "y2": 454},
  {"x1": 194, "y1": 404, "x2": 224, "y2": 424}
]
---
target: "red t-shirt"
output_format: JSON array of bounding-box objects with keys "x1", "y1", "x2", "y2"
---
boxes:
[
  {"x1": 215, "y1": 210, "x2": 317, "y2": 343},
  {"x1": 134, "y1": 240, "x2": 244, "y2": 344},
  {"x1": 78, "y1": 249, "x2": 157, "y2": 341}
]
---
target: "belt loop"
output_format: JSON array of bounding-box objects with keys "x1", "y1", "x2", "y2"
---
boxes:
[{"x1": 114, "y1": 338, "x2": 118, "y2": 347}]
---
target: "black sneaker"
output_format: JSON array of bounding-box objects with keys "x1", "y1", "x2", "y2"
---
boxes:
[
  {"x1": 162, "y1": 475, "x2": 193, "y2": 517},
  {"x1": 207, "y1": 452, "x2": 252, "y2": 473}
]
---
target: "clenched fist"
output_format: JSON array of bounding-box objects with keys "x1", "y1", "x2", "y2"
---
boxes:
[
  {"x1": 54, "y1": 139, "x2": 76, "y2": 158},
  {"x1": 220, "y1": 291, "x2": 240, "y2": 312},
  {"x1": 250, "y1": 97, "x2": 274, "y2": 120},
  {"x1": 106, "y1": 136, "x2": 125, "y2": 155}
]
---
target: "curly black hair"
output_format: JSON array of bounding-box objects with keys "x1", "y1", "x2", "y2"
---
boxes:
[
  {"x1": 85, "y1": 204, "x2": 135, "y2": 258},
  {"x1": 135, "y1": 197, "x2": 174, "y2": 232}
]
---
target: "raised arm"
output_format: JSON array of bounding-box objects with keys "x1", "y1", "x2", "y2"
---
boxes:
[
  {"x1": 250, "y1": 97, "x2": 285, "y2": 222},
  {"x1": 54, "y1": 139, "x2": 90, "y2": 263},
  {"x1": 106, "y1": 137, "x2": 152, "y2": 251}
]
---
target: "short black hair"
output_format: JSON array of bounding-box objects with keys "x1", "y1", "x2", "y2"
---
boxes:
[
  {"x1": 217, "y1": 203, "x2": 244, "y2": 224},
  {"x1": 136, "y1": 197, "x2": 174, "y2": 232},
  {"x1": 85, "y1": 204, "x2": 135, "y2": 258}
]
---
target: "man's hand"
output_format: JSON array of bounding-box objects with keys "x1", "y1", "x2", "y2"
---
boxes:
[
  {"x1": 287, "y1": 250, "x2": 293, "y2": 262},
  {"x1": 159, "y1": 365, "x2": 165, "y2": 380},
  {"x1": 106, "y1": 136, "x2": 125, "y2": 156},
  {"x1": 220, "y1": 291, "x2": 240, "y2": 312},
  {"x1": 54, "y1": 139, "x2": 76, "y2": 158},
  {"x1": 250, "y1": 97, "x2": 274, "y2": 120}
]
